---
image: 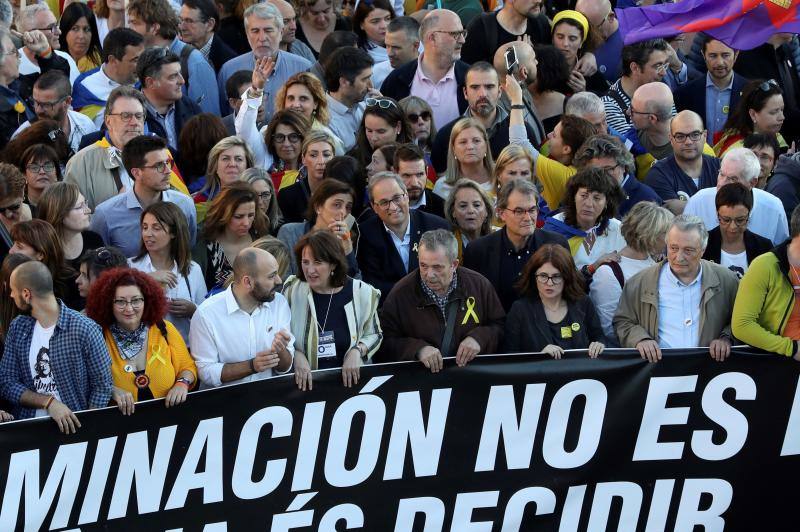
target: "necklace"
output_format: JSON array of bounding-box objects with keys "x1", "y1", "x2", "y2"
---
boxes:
[{"x1": 313, "y1": 290, "x2": 335, "y2": 333}]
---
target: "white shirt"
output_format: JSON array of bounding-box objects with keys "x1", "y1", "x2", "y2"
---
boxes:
[
  {"x1": 372, "y1": 60, "x2": 393, "y2": 91},
  {"x1": 12, "y1": 110, "x2": 98, "y2": 154},
  {"x1": 720, "y1": 249, "x2": 748, "y2": 279},
  {"x1": 385, "y1": 219, "x2": 412, "y2": 272},
  {"x1": 657, "y1": 264, "x2": 702, "y2": 348},
  {"x1": 684, "y1": 186, "x2": 789, "y2": 245},
  {"x1": 29, "y1": 322, "x2": 59, "y2": 417},
  {"x1": 18, "y1": 49, "x2": 80, "y2": 85},
  {"x1": 552, "y1": 213, "x2": 627, "y2": 269},
  {"x1": 326, "y1": 94, "x2": 364, "y2": 152},
  {"x1": 128, "y1": 255, "x2": 208, "y2": 346},
  {"x1": 189, "y1": 286, "x2": 295, "y2": 389},
  {"x1": 589, "y1": 255, "x2": 655, "y2": 344}
]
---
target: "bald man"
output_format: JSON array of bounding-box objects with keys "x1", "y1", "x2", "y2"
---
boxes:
[
  {"x1": 0, "y1": 261, "x2": 111, "y2": 432},
  {"x1": 646, "y1": 110, "x2": 722, "y2": 214},
  {"x1": 382, "y1": 9, "x2": 470, "y2": 127},
  {"x1": 494, "y1": 41, "x2": 546, "y2": 146},
  {"x1": 268, "y1": 0, "x2": 315, "y2": 63},
  {"x1": 190, "y1": 247, "x2": 294, "y2": 389},
  {"x1": 576, "y1": 0, "x2": 622, "y2": 82},
  {"x1": 623, "y1": 82, "x2": 678, "y2": 181}
]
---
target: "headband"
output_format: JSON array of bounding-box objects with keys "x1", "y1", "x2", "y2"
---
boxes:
[{"x1": 552, "y1": 10, "x2": 590, "y2": 46}]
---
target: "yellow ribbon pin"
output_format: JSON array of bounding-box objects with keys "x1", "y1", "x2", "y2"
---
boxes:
[
  {"x1": 461, "y1": 296, "x2": 480, "y2": 325},
  {"x1": 13, "y1": 100, "x2": 24, "y2": 114},
  {"x1": 149, "y1": 344, "x2": 167, "y2": 366}
]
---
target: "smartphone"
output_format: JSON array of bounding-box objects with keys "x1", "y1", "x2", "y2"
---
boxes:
[{"x1": 505, "y1": 46, "x2": 518, "y2": 76}]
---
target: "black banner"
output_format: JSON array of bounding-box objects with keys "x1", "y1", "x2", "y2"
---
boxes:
[{"x1": 1, "y1": 349, "x2": 800, "y2": 531}]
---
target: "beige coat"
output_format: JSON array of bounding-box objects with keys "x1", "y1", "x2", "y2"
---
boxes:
[{"x1": 613, "y1": 260, "x2": 739, "y2": 348}]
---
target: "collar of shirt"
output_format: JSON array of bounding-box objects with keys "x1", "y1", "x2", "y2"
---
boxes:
[
  {"x1": 223, "y1": 285, "x2": 268, "y2": 315},
  {"x1": 326, "y1": 93, "x2": 362, "y2": 116},
  {"x1": 144, "y1": 99, "x2": 176, "y2": 120},
  {"x1": 420, "y1": 270, "x2": 459, "y2": 316},
  {"x1": 501, "y1": 227, "x2": 533, "y2": 256},
  {"x1": 409, "y1": 192, "x2": 428, "y2": 209},
  {"x1": 465, "y1": 105, "x2": 507, "y2": 134},
  {"x1": 662, "y1": 262, "x2": 703, "y2": 288},
  {"x1": 384, "y1": 217, "x2": 412, "y2": 243},
  {"x1": 705, "y1": 72, "x2": 734, "y2": 92},
  {"x1": 415, "y1": 53, "x2": 456, "y2": 84},
  {"x1": 199, "y1": 35, "x2": 214, "y2": 58},
  {"x1": 99, "y1": 65, "x2": 120, "y2": 87}
]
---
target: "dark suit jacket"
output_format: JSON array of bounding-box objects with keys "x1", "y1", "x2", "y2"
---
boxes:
[
  {"x1": 277, "y1": 178, "x2": 311, "y2": 224},
  {"x1": 702, "y1": 227, "x2": 773, "y2": 267},
  {"x1": 674, "y1": 73, "x2": 748, "y2": 130},
  {"x1": 356, "y1": 209, "x2": 449, "y2": 304},
  {"x1": 208, "y1": 35, "x2": 238, "y2": 72},
  {"x1": 381, "y1": 59, "x2": 469, "y2": 116},
  {"x1": 144, "y1": 95, "x2": 202, "y2": 154},
  {"x1": 356, "y1": 189, "x2": 446, "y2": 222}
]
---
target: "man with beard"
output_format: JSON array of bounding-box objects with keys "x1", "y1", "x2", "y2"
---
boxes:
[
  {"x1": 494, "y1": 41, "x2": 546, "y2": 147},
  {"x1": 190, "y1": 247, "x2": 294, "y2": 389},
  {"x1": 646, "y1": 111, "x2": 721, "y2": 215},
  {"x1": 324, "y1": 47, "x2": 374, "y2": 152},
  {"x1": 431, "y1": 62, "x2": 540, "y2": 173},
  {"x1": 675, "y1": 38, "x2": 748, "y2": 145},
  {"x1": 0, "y1": 261, "x2": 111, "y2": 432},
  {"x1": 65, "y1": 86, "x2": 189, "y2": 210},
  {"x1": 12, "y1": 70, "x2": 97, "y2": 154},
  {"x1": 394, "y1": 143, "x2": 444, "y2": 218}
]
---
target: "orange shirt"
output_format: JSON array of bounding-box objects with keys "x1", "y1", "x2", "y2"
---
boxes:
[{"x1": 783, "y1": 268, "x2": 800, "y2": 340}]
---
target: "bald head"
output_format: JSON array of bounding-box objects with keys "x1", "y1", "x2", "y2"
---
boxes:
[
  {"x1": 633, "y1": 82, "x2": 674, "y2": 121},
  {"x1": 576, "y1": 0, "x2": 615, "y2": 40},
  {"x1": 233, "y1": 247, "x2": 275, "y2": 282},
  {"x1": 11, "y1": 261, "x2": 53, "y2": 298},
  {"x1": 420, "y1": 9, "x2": 459, "y2": 40},
  {"x1": 494, "y1": 41, "x2": 536, "y2": 84},
  {"x1": 267, "y1": 0, "x2": 292, "y2": 11},
  {"x1": 671, "y1": 110, "x2": 705, "y2": 134}
]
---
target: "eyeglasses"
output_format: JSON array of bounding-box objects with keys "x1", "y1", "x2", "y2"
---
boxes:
[
  {"x1": 535, "y1": 273, "x2": 563, "y2": 285},
  {"x1": 597, "y1": 163, "x2": 621, "y2": 174},
  {"x1": 257, "y1": 191, "x2": 272, "y2": 201},
  {"x1": 433, "y1": 29, "x2": 467, "y2": 40},
  {"x1": 671, "y1": 130, "x2": 705, "y2": 143},
  {"x1": 34, "y1": 23, "x2": 59, "y2": 33},
  {"x1": 108, "y1": 111, "x2": 145, "y2": 122},
  {"x1": 273, "y1": 132, "x2": 302, "y2": 143},
  {"x1": 0, "y1": 202, "x2": 21, "y2": 215},
  {"x1": 139, "y1": 159, "x2": 175, "y2": 173},
  {"x1": 365, "y1": 97, "x2": 398, "y2": 110},
  {"x1": 113, "y1": 297, "x2": 145, "y2": 310},
  {"x1": 26, "y1": 162, "x2": 56, "y2": 174},
  {"x1": 592, "y1": 10, "x2": 612, "y2": 29},
  {"x1": 31, "y1": 96, "x2": 67, "y2": 111},
  {"x1": 504, "y1": 206, "x2": 538, "y2": 219},
  {"x1": 627, "y1": 107, "x2": 653, "y2": 117},
  {"x1": 407, "y1": 111, "x2": 431, "y2": 123},
  {"x1": 718, "y1": 214, "x2": 749, "y2": 227},
  {"x1": 374, "y1": 192, "x2": 406, "y2": 210},
  {"x1": 758, "y1": 79, "x2": 779, "y2": 92}
]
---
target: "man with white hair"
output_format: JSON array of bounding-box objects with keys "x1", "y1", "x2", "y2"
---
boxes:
[
  {"x1": 614, "y1": 214, "x2": 739, "y2": 363},
  {"x1": 216, "y1": 2, "x2": 311, "y2": 118},
  {"x1": 685, "y1": 147, "x2": 789, "y2": 245},
  {"x1": 565, "y1": 91, "x2": 610, "y2": 136},
  {"x1": 17, "y1": 5, "x2": 80, "y2": 83}
]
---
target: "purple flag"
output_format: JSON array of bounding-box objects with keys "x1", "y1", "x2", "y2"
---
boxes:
[{"x1": 616, "y1": 0, "x2": 800, "y2": 51}]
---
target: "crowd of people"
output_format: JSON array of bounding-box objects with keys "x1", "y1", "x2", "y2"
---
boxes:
[{"x1": 0, "y1": 0, "x2": 798, "y2": 433}]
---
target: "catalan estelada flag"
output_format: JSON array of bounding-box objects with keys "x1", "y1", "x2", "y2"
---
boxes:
[{"x1": 617, "y1": 0, "x2": 800, "y2": 50}]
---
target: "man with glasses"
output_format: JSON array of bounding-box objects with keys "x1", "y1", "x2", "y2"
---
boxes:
[
  {"x1": 602, "y1": 38, "x2": 671, "y2": 136},
  {"x1": 646, "y1": 110, "x2": 722, "y2": 214},
  {"x1": 685, "y1": 147, "x2": 788, "y2": 245},
  {"x1": 357, "y1": 172, "x2": 448, "y2": 305},
  {"x1": 0, "y1": 261, "x2": 112, "y2": 432},
  {"x1": 324, "y1": 47, "x2": 374, "y2": 151},
  {"x1": 614, "y1": 214, "x2": 739, "y2": 363},
  {"x1": 463, "y1": 179, "x2": 568, "y2": 312},
  {"x1": 461, "y1": 0, "x2": 550, "y2": 66},
  {"x1": 379, "y1": 229, "x2": 504, "y2": 370},
  {"x1": 137, "y1": 47, "x2": 201, "y2": 151},
  {"x1": 17, "y1": 5, "x2": 80, "y2": 83},
  {"x1": 179, "y1": 0, "x2": 237, "y2": 71},
  {"x1": 65, "y1": 86, "x2": 189, "y2": 210},
  {"x1": 90, "y1": 135, "x2": 197, "y2": 257},
  {"x1": 576, "y1": 0, "x2": 621, "y2": 83},
  {"x1": 382, "y1": 9, "x2": 469, "y2": 129},
  {"x1": 12, "y1": 70, "x2": 97, "y2": 154}
]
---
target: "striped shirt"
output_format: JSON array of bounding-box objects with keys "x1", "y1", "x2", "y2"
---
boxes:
[{"x1": 601, "y1": 79, "x2": 633, "y2": 136}]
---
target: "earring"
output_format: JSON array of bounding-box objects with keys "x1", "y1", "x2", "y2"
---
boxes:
[{"x1": 330, "y1": 271, "x2": 334, "y2": 276}]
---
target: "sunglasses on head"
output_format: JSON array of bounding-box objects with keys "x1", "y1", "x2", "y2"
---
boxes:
[
  {"x1": 406, "y1": 111, "x2": 431, "y2": 122},
  {"x1": 758, "y1": 79, "x2": 779, "y2": 92},
  {"x1": 365, "y1": 97, "x2": 397, "y2": 110},
  {"x1": 0, "y1": 203, "x2": 21, "y2": 215}
]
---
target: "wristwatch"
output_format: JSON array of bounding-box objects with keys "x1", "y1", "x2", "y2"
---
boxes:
[
  {"x1": 176, "y1": 377, "x2": 193, "y2": 387},
  {"x1": 510, "y1": 104, "x2": 525, "y2": 110}
]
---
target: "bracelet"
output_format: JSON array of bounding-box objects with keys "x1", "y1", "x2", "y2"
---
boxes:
[
  {"x1": 44, "y1": 396, "x2": 54, "y2": 410},
  {"x1": 37, "y1": 46, "x2": 52, "y2": 59},
  {"x1": 249, "y1": 358, "x2": 257, "y2": 374},
  {"x1": 510, "y1": 104, "x2": 525, "y2": 110},
  {"x1": 587, "y1": 263, "x2": 596, "y2": 275},
  {"x1": 174, "y1": 378, "x2": 192, "y2": 388}
]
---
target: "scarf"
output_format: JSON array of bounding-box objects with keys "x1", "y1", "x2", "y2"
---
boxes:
[
  {"x1": 110, "y1": 322, "x2": 148, "y2": 360},
  {"x1": 420, "y1": 271, "x2": 459, "y2": 322}
]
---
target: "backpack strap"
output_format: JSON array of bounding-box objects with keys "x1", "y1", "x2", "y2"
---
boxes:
[
  {"x1": 600, "y1": 260, "x2": 626, "y2": 289},
  {"x1": 605, "y1": 85, "x2": 631, "y2": 126},
  {"x1": 179, "y1": 44, "x2": 194, "y2": 91}
]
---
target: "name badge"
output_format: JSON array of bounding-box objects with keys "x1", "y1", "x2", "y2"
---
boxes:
[
  {"x1": 560, "y1": 326, "x2": 573, "y2": 339},
  {"x1": 318, "y1": 331, "x2": 336, "y2": 359}
]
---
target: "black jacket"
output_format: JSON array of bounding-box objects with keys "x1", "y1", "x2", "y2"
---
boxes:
[
  {"x1": 702, "y1": 226, "x2": 773, "y2": 269},
  {"x1": 357, "y1": 190, "x2": 446, "y2": 222},
  {"x1": 356, "y1": 209, "x2": 449, "y2": 304},
  {"x1": 277, "y1": 178, "x2": 311, "y2": 224},
  {"x1": 766, "y1": 153, "x2": 800, "y2": 222},
  {"x1": 144, "y1": 95, "x2": 202, "y2": 154},
  {"x1": 380, "y1": 58, "x2": 470, "y2": 115},
  {"x1": 208, "y1": 35, "x2": 238, "y2": 71},
  {"x1": 504, "y1": 295, "x2": 606, "y2": 353},
  {"x1": 674, "y1": 73, "x2": 748, "y2": 131}
]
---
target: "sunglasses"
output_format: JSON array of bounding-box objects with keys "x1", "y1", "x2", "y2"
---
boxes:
[
  {"x1": 365, "y1": 97, "x2": 397, "y2": 110},
  {"x1": 758, "y1": 79, "x2": 779, "y2": 92},
  {"x1": 406, "y1": 111, "x2": 431, "y2": 123},
  {"x1": 0, "y1": 202, "x2": 21, "y2": 215}
]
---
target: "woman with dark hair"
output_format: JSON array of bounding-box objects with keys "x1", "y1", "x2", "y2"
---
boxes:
[
  {"x1": 531, "y1": 45, "x2": 572, "y2": 134},
  {"x1": 243, "y1": 168, "x2": 283, "y2": 234},
  {"x1": 715, "y1": 79, "x2": 787, "y2": 158},
  {"x1": 20, "y1": 144, "x2": 60, "y2": 215},
  {"x1": 0, "y1": 163, "x2": 31, "y2": 259},
  {"x1": 0, "y1": 253, "x2": 31, "y2": 345},
  {"x1": 85, "y1": 268, "x2": 197, "y2": 415},
  {"x1": 59, "y1": 2, "x2": 102, "y2": 72},
  {"x1": 93, "y1": 0, "x2": 126, "y2": 43},
  {"x1": 295, "y1": 0, "x2": 351, "y2": 58},
  {"x1": 366, "y1": 142, "x2": 397, "y2": 180},
  {"x1": 444, "y1": 179, "x2": 493, "y2": 262},
  {"x1": 178, "y1": 114, "x2": 229, "y2": 192},
  {"x1": 352, "y1": 0, "x2": 394, "y2": 62},
  {"x1": 504, "y1": 243, "x2": 605, "y2": 357},
  {"x1": 284, "y1": 230, "x2": 381, "y2": 390},
  {"x1": 278, "y1": 130, "x2": 337, "y2": 223},
  {"x1": 37, "y1": 182, "x2": 102, "y2": 271},
  {"x1": 76, "y1": 246, "x2": 128, "y2": 301},
  {"x1": 550, "y1": 11, "x2": 609, "y2": 96},
  {"x1": 192, "y1": 182, "x2": 268, "y2": 293},
  {"x1": 10, "y1": 219, "x2": 81, "y2": 308},
  {"x1": 703, "y1": 182, "x2": 772, "y2": 278},
  {"x1": 350, "y1": 97, "x2": 411, "y2": 169},
  {"x1": 261, "y1": 110, "x2": 311, "y2": 191},
  {"x1": 277, "y1": 178, "x2": 358, "y2": 275},
  {"x1": 744, "y1": 132, "x2": 780, "y2": 189},
  {"x1": 130, "y1": 202, "x2": 207, "y2": 345},
  {"x1": 324, "y1": 155, "x2": 368, "y2": 217},
  {"x1": 543, "y1": 167, "x2": 627, "y2": 272},
  {"x1": 2, "y1": 119, "x2": 72, "y2": 170}
]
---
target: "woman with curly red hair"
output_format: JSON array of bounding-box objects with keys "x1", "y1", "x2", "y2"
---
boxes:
[{"x1": 85, "y1": 268, "x2": 197, "y2": 415}]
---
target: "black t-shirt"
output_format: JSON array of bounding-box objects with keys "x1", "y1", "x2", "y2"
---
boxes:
[
  {"x1": 547, "y1": 315, "x2": 582, "y2": 350},
  {"x1": 461, "y1": 12, "x2": 551, "y2": 65},
  {"x1": 313, "y1": 278, "x2": 354, "y2": 369}
]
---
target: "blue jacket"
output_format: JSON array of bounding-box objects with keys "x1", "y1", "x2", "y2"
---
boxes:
[
  {"x1": 645, "y1": 154, "x2": 720, "y2": 202},
  {"x1": 620, "y1": 175, "x2": 663, "y2": 217}
]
